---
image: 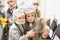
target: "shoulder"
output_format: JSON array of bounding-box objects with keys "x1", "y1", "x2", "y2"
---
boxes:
[
  {"x1": 34, "y1": 17, "x2": 45, "y2": 27},
  {"x1": 35, "y1": 17, "x2": 40, "y2": 22},
  {"x1": 9, "y1": 23, "x2": 17, "y2": 30},
  {"x1": 35, "y1": 17, "x2": 44, "y2": 23}
]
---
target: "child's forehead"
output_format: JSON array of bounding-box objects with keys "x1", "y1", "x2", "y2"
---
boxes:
[
  {"x1": 26, "y1": 13, "x2": 35, "y2": 15},
  {"x1": 6, "y1": 0, "x2": 16, "y2": 2},
  {"x1": 21, "y1": 15, "x2": 25, "y2": 17},
  {"x1": 18, "y1": 15, "x2": 25, "y2": 18},
  {"x1": 27, "y1": 12, "x2": 35, "y2": 14}
]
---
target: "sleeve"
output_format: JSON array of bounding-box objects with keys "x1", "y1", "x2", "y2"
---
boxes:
[
  {"x1": 44, "y1": 25, "x2": 50, "y2": 31},
  {"x1": 10, "y1": 27, "x2": 28, "y2": 40}
]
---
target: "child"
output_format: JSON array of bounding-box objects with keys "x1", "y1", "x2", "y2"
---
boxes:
[
  {"x1": 0, "y1": 0, "x2": 9, "y2": 40},
  {"x1": 33, "y1": 0, "x2": 40, "y2": 17},
  {"x1": 24, "y1": 6, "x2": 49, "y2": 40},
  {"x1": 6, "y1": 0, "x2": 18, "y2": 24},
  {"x1": 4, "y1": 0, "x2": 18, "y2": 39},
  {"x1": 9, "y1": 8, "x2": 35, "y2": 40}
]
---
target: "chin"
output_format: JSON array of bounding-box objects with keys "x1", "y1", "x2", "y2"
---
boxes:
[{"x1": 28, "y1": 21, "x2": 34, "y2": 23}]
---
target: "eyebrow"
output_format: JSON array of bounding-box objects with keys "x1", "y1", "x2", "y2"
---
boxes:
[{"x1": 7, "y1": 1, "x2": 13, "y2": 4}]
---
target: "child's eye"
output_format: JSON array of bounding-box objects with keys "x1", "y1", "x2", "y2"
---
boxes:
[
  {"x1": 7, "y1": 2, "x2": 9, "y2": 4},
  {"x1": 27, "y1": 16, "x2": 30, "y2": 17},
  {"x1": 10, "y1": 1, "x2": 13, "y2": 3},
  {"x1": 18, "y1": 17, "x2": 21, "y2": 19},
  {"x1": 32, "y1": 15, "x2": 33, "y2": 16},
  {"x1": 34, "y1": 3, "x2": 39, "y2": 6},
  {"x1": 7, "y1": 1, "x2": 13, "y2": 4},
  {"x1": 22, "y1": 17, "x2": 25, "y2": 19}
]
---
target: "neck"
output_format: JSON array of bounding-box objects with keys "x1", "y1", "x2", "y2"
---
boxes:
[
  {"x1": 29, "y1": 22, "x2": 32, "y2": 24},
  {"x1": 14, "y1": 21, "x2": 21, "y2": 25},
  {"x1": 10, "y1": 5, "x2": 17, "y2": 10}
]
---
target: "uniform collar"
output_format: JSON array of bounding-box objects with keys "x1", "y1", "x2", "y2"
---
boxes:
[{"x1": 9, "y1": 5, "x2": 17, "y2": 10}]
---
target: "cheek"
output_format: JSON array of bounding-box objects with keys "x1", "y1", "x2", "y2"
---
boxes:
[
  {"x1": 17, "y1": 19, "x2": 21, "y2": 23},
  {"x1": 26, "y1": 17, "x2": 29, "y2": 19},
  {"x1": 32, "y1": 16, "x2": 35, "y2": 19},
  {"x1": 22, "y1": 18, "x2": 25, "y2": 22},
  {"x1": 13, "y1": 2, "x2": 16, "y2": 5},
  {"x1": 11, "y1": 3, "x2": 14, "y2": 6},
  {"x1": 9, "y1": 2, "x2": 15, "y2": 6},
  {"x1": 27, "y1": 17, "x2": 34, "y2": 20},
  {"x1": 9, "y1": 4, "x2": 13, "y2": 7}
]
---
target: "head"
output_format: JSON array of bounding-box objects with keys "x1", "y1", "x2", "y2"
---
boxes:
[
  {"x1": 0, "y1": 0, "x2": 4, "y2": 7},
  {"x1": 13, "y1": 9, "x2": 25, "y2": 25},
  {"x1": 33, "y1": 0, "x2": 39, "y2": 9},
  {"x1": 33, "y1": 2, "x2": 39, "y2": 7},
  {"x1": 26, "y1": 12, "x2": 36, "y2": 23},
  {"x1": 6, "y1": 0, "x2": 17, "y2": 9},
  {"x1": 24, "y1": 6, "x2": 36, "y2": 23}
]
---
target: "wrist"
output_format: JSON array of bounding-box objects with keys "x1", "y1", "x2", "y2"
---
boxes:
[{"x1": 25, "y1": 34, "x2": 30, "y2": 39}]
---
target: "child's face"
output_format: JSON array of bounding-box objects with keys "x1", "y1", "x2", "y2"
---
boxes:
[
  {"x1": 26, "y1": 12, "x2": 35, "y2": 23},
  {"x1": 7, "y1": 0, "x2": 16, "y2": 8},
  {"x1": 16, "y1": 15, "x2": 25, "y2": 24},
  {"x1": 33, "y1": 2, "x2": 39, "y2": 8}
]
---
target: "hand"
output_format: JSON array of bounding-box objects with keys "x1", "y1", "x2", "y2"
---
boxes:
[
  {"x1": 42, "y1": 29, "x2": 49, "y2": 38},
  {"x1": 25, "y1": 30, "x2": 35, "y2": 39},
  {"x1": 42, "y1": 33, "x2": 48, "y2": 39},
  {"x1": 28, "y1": 30, "x2": 35, "y2": 37}
]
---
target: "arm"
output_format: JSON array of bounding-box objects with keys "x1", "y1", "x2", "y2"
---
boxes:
[
  {"x1": 9, "y1": 28, "x2": 28, "y2": 40},
  {"x1": 42, "y1": 24, "x2": 50, "y2": 38}
]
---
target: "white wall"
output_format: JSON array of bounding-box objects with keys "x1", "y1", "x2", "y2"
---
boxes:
[
  {"x1": 46, "y1": 0, "x2": 60, "y2": 24},
  {"x1": 55, "y1": 0, "x2": 60, "y2": 24},
  {"x1": 5, "y1": 0, "x2": 60, "y2": 24},
  {"x1": 40, "y1": 0, "x2": 46, "y2": 19}
]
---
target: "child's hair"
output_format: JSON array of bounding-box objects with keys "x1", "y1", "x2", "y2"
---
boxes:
[
  {"x1": 36, "y1": 9, "x2": 41, "y2": 17},
  {"x1": 25, "y1": 11, "x2": 37, "y2": 19}
]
